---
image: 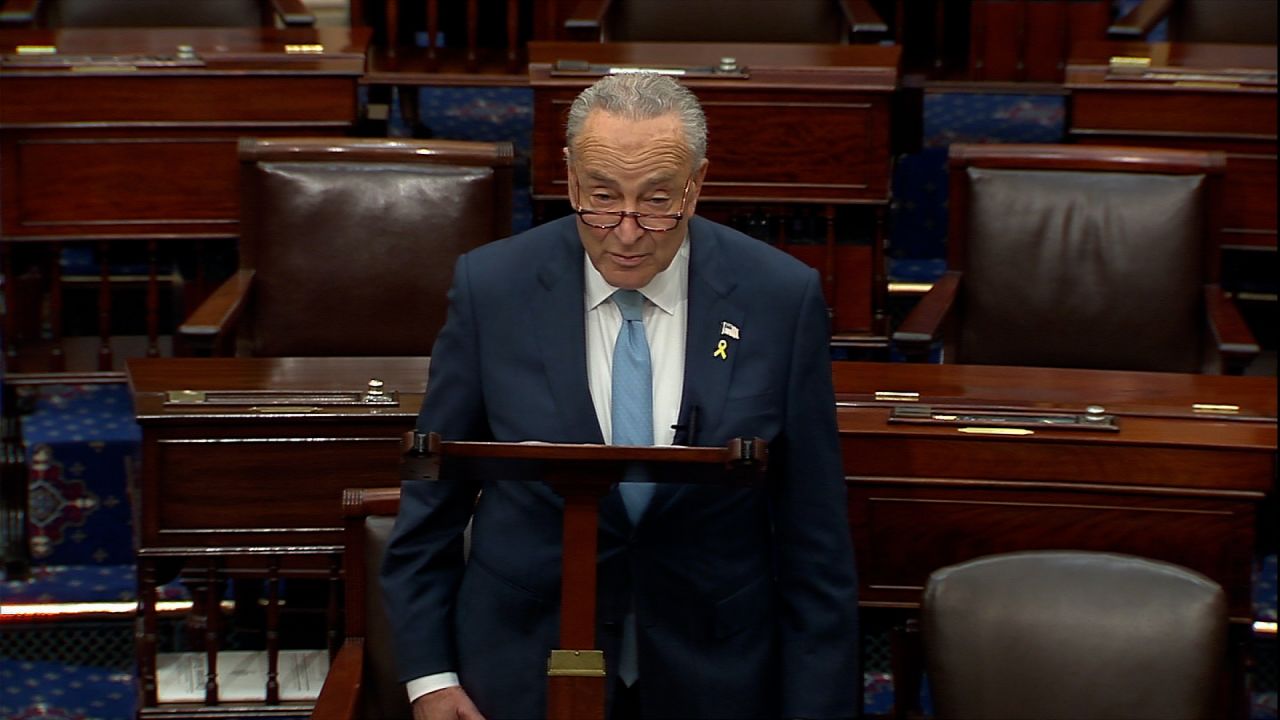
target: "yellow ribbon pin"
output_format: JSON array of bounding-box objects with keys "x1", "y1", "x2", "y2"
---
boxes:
[{"x1": 713, "y1": 339, "x2": 728, "y2": 360}]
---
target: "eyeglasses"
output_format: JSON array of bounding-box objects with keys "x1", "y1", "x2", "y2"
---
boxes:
[{"x1": 572, "y1": 175, "x2": 693, "y2": 232}]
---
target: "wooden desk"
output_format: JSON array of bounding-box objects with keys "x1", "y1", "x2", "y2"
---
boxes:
[
  {"x1": 131, "y1": 355, "x2": 1276, "y2": 620},
  {"x1": 130, "y1": 356, "x2": 1275, "y2": 713},
  {"x1": 1067, "y1": 41, "x2": 1277, "y2": 252},
  {"x1": 834, "y1": 361, "x2": 1277, "y2": 622},
  {"x1": 0, "y1": 27, "x2": 369, "y2": 373},
  {"x1": 127, "y1": 356, "x2": 425, "y2": 716},
  {"x1": 128, "y1": 356, "x2": 425, "y2": 552},
  {"x1": 527, "y1": 41, "x2": 900, "y2": 338},
  {"x1": 0, "y1": 26, "x2": 368, "y2": 242}
]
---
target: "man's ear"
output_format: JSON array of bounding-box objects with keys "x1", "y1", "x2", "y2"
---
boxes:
[
  {"x1": 687, "y1": 158, "x2": 711, "y2": 215},
  {"x1": 694, "y1": 157, "x2": 710, "y2": 186},
  {"x1": 564, "y1": 159, "x2": 576, "y2": 205}
]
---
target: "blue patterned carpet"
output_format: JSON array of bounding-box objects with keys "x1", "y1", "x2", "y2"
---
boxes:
[{"x1": 0, "y1": 660, "x2": 133, "y2": 720}]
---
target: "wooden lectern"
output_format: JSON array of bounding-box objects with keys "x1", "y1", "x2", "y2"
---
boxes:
[{"x1": 400, "y1": 431, "x2": 768, "y2": 720}]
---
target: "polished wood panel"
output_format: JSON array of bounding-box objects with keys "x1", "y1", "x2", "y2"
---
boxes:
[
  {"x1": 834, "y1": 361, "x2": 1276, "y2": 621},
  {"x1": 8, "y1": 134, "x2": 239, "y2": 235},
  {"x1": 1067, "y1": 41, "x2": 1277, "y2": 250},
  {"x1": 528, "y1": 41, "x2": 898, "y2": 203},
  {"x1": 128, "y1": 356, "x2": 426, "y2": 550},
  {"x1": 969, "y1": 0, "x2": 1110, "y2": 83},
  {"x1": 130, "y1": 356, "x2": 1276, "y2": 621},
  {"x1": 0, "y1": 27, "x2": 368, "y2": 241},
  {"x1": 1, "y1": 75, "x2": 357, "y2": 124}
]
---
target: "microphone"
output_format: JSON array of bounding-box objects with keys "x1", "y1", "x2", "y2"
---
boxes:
[{"x1": 671, "y1": 403, "x2": 701, "y2": 446}]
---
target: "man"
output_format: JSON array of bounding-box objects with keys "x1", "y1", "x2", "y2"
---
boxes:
[{"x1": 382, "y1": 72, "x2": 859, "y2": 720}]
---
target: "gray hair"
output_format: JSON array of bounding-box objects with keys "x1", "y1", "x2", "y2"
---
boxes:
[{"x1": 565, "y1": 72, "x2": 708, "y2": 165}]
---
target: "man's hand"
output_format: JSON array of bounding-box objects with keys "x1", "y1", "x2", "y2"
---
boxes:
[{"x1": 412, "y1": 686, "x2": 486, "y2": 720}]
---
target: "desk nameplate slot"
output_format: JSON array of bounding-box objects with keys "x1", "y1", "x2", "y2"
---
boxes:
[
  {"x1": 2, "y1": 53, "x2": 206, "y2": 69},
  {"x1": 550, "y1": 58, "x2": 749, "y2": 79},
  {"x1": 889, "y1": 405, "x2": 1118, "y2": 432},
  {"x1": 165, "y1": 389, "x2": 399, "y2": 408},
  {"x1": 1192, "y1": 403, "x2": 1240, "y2": 415}
]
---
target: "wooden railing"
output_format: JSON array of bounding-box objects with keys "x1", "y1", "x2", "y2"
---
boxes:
[
  {"x1": 1, "y1": 239, "x2": 232, "y2": 375},
  {"x1": 357, "y1": 0, "x2": 573, "y2": 81},
  {"x1": 136, "y1": 550, "x2": 344, "y2": 717}
]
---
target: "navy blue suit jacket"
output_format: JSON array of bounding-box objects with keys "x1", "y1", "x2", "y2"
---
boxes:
[{"x1": 381, "y1": 215, "x2": 859, "y2": 719}]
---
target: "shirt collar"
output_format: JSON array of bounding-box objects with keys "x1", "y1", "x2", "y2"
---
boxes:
[{"x1": 584, "y1": 232, "x2": 690, "y2": 316}]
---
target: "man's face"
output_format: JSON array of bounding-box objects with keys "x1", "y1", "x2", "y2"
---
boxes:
[{"x1": 567, "y1": 110, "x2": 709, "y2": 290}]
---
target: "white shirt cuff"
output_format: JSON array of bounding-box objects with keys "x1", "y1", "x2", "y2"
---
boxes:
[{"x1": 406, "y1": 672, "x2": 461, "y2": 703}]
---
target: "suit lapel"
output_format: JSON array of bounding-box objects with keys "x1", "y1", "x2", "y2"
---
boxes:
[
  {"x1": 681, "y1": 226, "x2": 742, "y2": 445},
  {"x1": 645, "y1": 220, "x2": 743, "y2": 521},
  {"x1": 531, "y1": 228, "x2": 604, "y2": 445}
]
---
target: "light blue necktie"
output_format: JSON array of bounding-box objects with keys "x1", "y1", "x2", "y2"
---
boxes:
[
  {"x1": 611, "y1": 289, "x2": 655, "y2": 524},
  {"x1": 611, "y1": 289, "x2": 653, "y2": 687}
]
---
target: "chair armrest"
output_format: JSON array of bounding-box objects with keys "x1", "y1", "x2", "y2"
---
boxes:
[
  {"x1": 311, "y1": 638, "x2": 365, "y2": 720},
  {"x1": 0, "y1": 0, "x2": 42, "y2": 25},
  {"x1": 1108, "y1": 0, "x2": 1174, "y2": 38},
  {"x1": 837, "y1": 0, "x2": 889, "y2": 37},
  {"x1": 177, "y1": 269, "x2": 255, "y2": 356},
  {"x1": 270, "y1": 0, "x2": 315, "y2": 27},
  {"x1": 1204, "y1": 285, "x2": 1260, "y2": 376},
  {"x1": 564, "y1": 0, "x2": 611, "y2": 41},
  {"x1": 892, "y1": 271, "x2": 961, "y2": 362}
]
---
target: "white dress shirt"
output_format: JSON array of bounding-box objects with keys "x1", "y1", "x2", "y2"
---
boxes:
[
  {"x1": 407, "y1": 236, "x2": 691, "y2": 704},
  {"x1": 584, "y1": 237, "x2": 689, "y2": 447}
]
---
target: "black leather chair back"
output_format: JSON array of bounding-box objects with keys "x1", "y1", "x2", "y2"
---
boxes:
[
  {"x1": 958, "y1": 166, "x2": 1206, "y2": 372},
  {"x1": 924, "y1": 550, "x2": 1226, "y2": 720},
  {"x1": 238, "y1": 138, "x2": 513, "y2": 358}
]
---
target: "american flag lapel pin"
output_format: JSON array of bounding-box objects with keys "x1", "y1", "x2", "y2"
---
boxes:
[{"x1": 714, "y1": 321, "x2": 739, "y2": 360}]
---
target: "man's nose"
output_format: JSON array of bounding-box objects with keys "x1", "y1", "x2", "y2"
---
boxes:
[{"x1": 614, "y1": 213, "x2": 646, "y2": 244}]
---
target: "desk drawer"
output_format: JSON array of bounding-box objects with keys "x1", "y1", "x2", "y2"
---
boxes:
[
  {"x1": 848, "y1": 479, "x2": 1258, "y2": 619},
  {"x1": 141, "y1": 431, "x2": 404, "y2": 548}
]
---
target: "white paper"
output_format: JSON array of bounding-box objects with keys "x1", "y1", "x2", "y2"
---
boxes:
[{"x1": 155, "y1": 649, "x2": 329, "y2": 703}]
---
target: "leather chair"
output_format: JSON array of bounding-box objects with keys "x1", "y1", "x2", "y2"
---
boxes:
[
  {"x1": 312, "y1": 487, "x2": 408, "y2": 720},
  {"x1": 921, "y1": 550, "x2": 1227, "y2": 720},
  {"x1": 0, "y1": 0, "x2": 314, "y2": 27},
  {"x1": 892, "y1": 143, "x2": 1259, "y2": 374},
  {"x1": 563, "y1": 0, "x2": 888, "y2": 43},
  {"x1": 1109, "y1": 0, "x2": 1278, "y2": 45},
  {"x1": 179, "y1": 137, "x2": 513, "y2": 357}
]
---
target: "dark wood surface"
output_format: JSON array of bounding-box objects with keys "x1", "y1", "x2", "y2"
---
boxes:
[
  {"x1": 0, "y1": 26, "x2": 369, "y2": 242},
  {"x1": 834, "y1": 361, "x2": 1276, "y2": 622},
  {"x1": 129, "y1": 356, "x2": 1276, "y2": 622},
  {"x1": 1066, "y1": 41, "x2": 1277, "y2": 251},
  {"x1": 527, "y1": 41, "x2": 899, "y2": 204},
  {"x1": 128, "y1": 356, "x2": 426, "y2": 551},
  {"x1": 968, "y1": 0, "x2": 1111, "y2": 83}
]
